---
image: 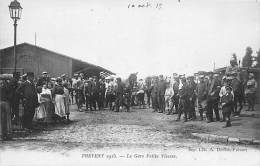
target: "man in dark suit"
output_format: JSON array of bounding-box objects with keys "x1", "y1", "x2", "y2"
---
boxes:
[
  {"x1": 176, "y1": 77, "x2": 190, "y2": 122},
  {"x1": 206, "y1": 73, "x2": 221, "y2": 122},
  {"x1": 9, "y1": 72, "x2": 20, "y2": 122},
  {"x1": 17, "y1": 72, "x2": 38, "y2": 130},
  {"x1": 157, "y1": 75, "x2": 167, "y2": 113},
  {"x1": 115, "y1": 77, "x2": 129, "y2": 112}
]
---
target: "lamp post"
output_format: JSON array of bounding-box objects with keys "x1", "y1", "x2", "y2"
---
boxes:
[{"x1": 9, "y1": 0, "x2": 22, "y2": 72}]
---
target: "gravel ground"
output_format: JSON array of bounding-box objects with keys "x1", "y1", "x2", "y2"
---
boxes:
[
  {"x1": 1, "y1": 105, "x2": 259, "y2": 152},
  {"x1": 1, "y1": 105, "x2": 260, "y2": 166}
]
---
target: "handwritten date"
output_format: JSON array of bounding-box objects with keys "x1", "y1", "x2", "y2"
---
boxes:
[{"x1": 127, "y1": 2, "x2": 163, "y2": 10}]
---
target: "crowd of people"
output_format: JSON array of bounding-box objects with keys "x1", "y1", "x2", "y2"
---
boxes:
[
  {"x1": 0, "y1": 55, "x2": 258, "y2": 140},
  {"x1": 146, "y1": 57, "x2": 257, "y2": 128}
]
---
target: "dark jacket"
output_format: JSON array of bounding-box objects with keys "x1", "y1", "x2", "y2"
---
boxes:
[
  {"x1": 179, "y1": 83, "x2": 189, "y2": 100},
  {"x1": 16, "y1": 80, "x2": 38, "y2": 109},
  {"x1": 158, "y1": 80, "x2": 167, "y2": 96}
]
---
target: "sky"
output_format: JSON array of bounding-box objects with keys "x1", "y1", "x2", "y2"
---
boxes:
[{"x1": 0, "y1": 0, "x2": 260, "y2": 79}]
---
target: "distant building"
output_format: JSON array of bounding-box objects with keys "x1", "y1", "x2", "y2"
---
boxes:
[{"x1": 0, "y1": 43, "x2": 113, "y2": 78}]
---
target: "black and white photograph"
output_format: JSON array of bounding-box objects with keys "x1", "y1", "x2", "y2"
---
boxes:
[{"x1": 0, "y1": 0, "x2": 260, "y2": 165}]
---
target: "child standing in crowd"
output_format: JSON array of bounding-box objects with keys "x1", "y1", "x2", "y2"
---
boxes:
[
  {"x1": 164, "y1": 82, "x2": 174, "y2": 115},
  {"x1": 220, "y1": 86, "x2": 234, "y2": 128},
  {"x1": 35, "y1": 86, "x2": 47, "y2": 122}
]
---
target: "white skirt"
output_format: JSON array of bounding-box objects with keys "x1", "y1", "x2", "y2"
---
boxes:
[{"x1": 54, "y1": 95, "x2": 66, "y2": 117}]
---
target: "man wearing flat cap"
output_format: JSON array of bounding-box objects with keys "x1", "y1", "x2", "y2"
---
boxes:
[{"x1": 17, "y1": 72, "x2": 38, "y2": 130}]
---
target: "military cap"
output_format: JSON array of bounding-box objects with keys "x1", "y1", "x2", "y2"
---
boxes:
[
  {"x1": 61, "y1": 74, "x2": 66, "y2": 77},
  {"x1": 42, "y1": 71, "x2": 48, "y2": 74}
]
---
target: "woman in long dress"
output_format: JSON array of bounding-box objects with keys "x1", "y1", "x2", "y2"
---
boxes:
[
  {"x1": 41, "y1": 84, "x2": 53, "y2": 123},
  {"x1": 53, "y1": 78, "x2": 66, "y2": 120},
  {"x1": 34, "y1": 87, "x2": 47, "y2": 121}
]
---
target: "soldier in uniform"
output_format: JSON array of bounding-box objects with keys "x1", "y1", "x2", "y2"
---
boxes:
[
  {"x1": 105, "y1": 77, "x2": 115, "y2": 110},
  {"x1": 176, "y1": 77, "x2": 189, "y2": 122},
  {"x1": 115, "y1": 77, "x2": 129, "y2": 112},
  {"x1": 151, "y1": 77, "x2": 159, "y2": 112},
  {"x1": 9, "y1": 72, "x2": 20, "y2": 122},
  {"x1": 145, "y1": 77, "x2": 152, "y2": 108},
  {"x1": 158, "y1": 75, "x2": 167, "y2": 113},
  {"x1": 92, "y1": 77, "x2": 100, "y2": 110},
  {"x1": 231, "y1": 72, "x2": 243, "y2": 116},
  {"x1": 187, "y1": 76, "x2": 197, "y2": 120},
  {"x1": 17, "y1": 72, "x2": 39, "y2": 130},
  {"x1": 83, "y1": 78, "x2": 92, "y2": 111},
  {"x1": 225, "y1": 54, "x2": 239, "y2": 77},
  {"x1": 71, "y1": 73, "x2": 78, "y2": 104},
  {"x1": 98, "y1": 78, "x2": 106, "y2": 110},
  {"x1": 171, "y1": 76, "x2": 180, "y2": 114},
  {"x1": 206, "y1": 73, "x2": 221, "y2": 122},
  {"x1": 196, "y1": 75, "x2": 208, "y2": 121},
  {"x1": 245, "y1": 73, "x2": 258, "y2": 111},
  {"x1": 75, "y1": 76, "x2": 85, "y2": 111}
]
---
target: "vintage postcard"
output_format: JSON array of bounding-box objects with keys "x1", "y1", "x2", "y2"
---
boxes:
[{"x1": 0, "y1": 0, "x2": 260, "y2": 166}]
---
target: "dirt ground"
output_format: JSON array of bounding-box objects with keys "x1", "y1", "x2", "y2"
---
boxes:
[
  {"x1": 1, "y1": 105, "x2": 259, "y2": 152},
  {"x1": 1, "y1": 105, "x2": 260, "y2": 166}
]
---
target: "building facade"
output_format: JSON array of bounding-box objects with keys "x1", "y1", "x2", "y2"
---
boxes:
[{"x1": 0, "y1": 43, "x2": 113, "y2": 78}]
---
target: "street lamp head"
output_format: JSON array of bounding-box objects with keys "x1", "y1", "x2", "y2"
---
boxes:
[{"x1": 9, "y1": 0, "x2": 22, "y2": 21}]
